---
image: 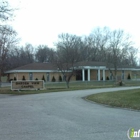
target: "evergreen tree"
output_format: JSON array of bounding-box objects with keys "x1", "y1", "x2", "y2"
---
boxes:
[
  {"x1": 42, "y1": 75, "x2": 45, "y2": 81},
  {"x1": 14, "y1": 77, "x2": 17, "y2": 81},
  {"x1": 127, "y1": 73, "x2": 131, "y2": 80},
  {"x1": 106, "y1": 76, "x2": 109, "y2": 80},
  {"x1": 52, "y1": 76, "x2": 56, "y2": 82},
  {"x1": 59, "y1": 75, "x2": 62, "y2": 82},
  {"x1": 22, "y1": 76, "x2": 26, "y2": 80}
]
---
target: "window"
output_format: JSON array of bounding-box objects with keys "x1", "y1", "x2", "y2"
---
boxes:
[
  {"x1": 122, "y1": 70, "x2": 124, "y2": 80},
  {"x1": 110, "y1": 72, "x2": 113, "y2": 80},
  {"x1": 46, "y1": 73, "x2": 50, "y2": 81},
  {"x1": 29, "y1": 72, "x2": 33, "y2": 80}
]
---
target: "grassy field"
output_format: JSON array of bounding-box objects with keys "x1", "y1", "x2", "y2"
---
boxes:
[
  {"x1": 46, "y1": 80, "x2": 140, "y2": 89},
  {"x1": 0, "y1": 81, "x2": 114, "y2": 95},
  {"x1": 0, "y1": 80, "x2": 140, "y2": 95},
  {"x1": 86, "y1": 88, "x2": 140, "y2": 110}
]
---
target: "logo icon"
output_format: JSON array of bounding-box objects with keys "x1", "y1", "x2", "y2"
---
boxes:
[{"x1": 127, "y1": 128, "x2": 140, "y2": 139}]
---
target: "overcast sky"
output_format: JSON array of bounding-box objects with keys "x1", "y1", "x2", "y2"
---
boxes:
[{"x1": 8, "y1": 0, "x2": 140, "y2": 48}]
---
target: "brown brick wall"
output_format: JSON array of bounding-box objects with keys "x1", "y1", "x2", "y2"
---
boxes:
[
  {"x1": 9, "y1": 72, "x2": 76, "y2": 82},
  {"x1": 90, "y1": 70, "x2": 97, "y2": 80},
  {"x1": 8, "y1": 69, "x2": 133, "y2": 82}
]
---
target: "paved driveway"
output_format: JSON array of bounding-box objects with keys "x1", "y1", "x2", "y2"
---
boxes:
[{"x1": 0, "y1": 87, "x2": 140, "y2": 140}]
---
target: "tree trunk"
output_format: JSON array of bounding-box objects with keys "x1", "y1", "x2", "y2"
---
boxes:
[
  {"x1": 0, "y1": 69, "x2": 1, "y2": 87},
  {"x1": 66, "y1": 81, "x2": 69, "y2": 88}
]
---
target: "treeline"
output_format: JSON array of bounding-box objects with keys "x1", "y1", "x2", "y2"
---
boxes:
[
  {"x1": 1, "y1": 27, "x2": 139, "y2": 74},
  {"x1": 0, "y1": 1, "x2": 138, "y2": 77}
]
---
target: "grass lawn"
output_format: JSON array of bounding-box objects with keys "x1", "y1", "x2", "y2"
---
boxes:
[
  {"x1": 0, "y1": 87, "x2": 76, "y2": 95},
  {"x1": 0, "y1": 80, "x2": 140, "y2": 95},
  {"x1": 0, "y1": 86, "x2": 116, "y2": 95},
  {"x1": 0, "y1": 81, "x2": 115, "y2": 95},
  {"x1": 86, "y1": 89, "x2": 140, "y2": 110}
]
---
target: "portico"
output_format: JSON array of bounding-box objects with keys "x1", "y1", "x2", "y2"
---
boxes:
[{"x1": 82, "y1": 66, "x2": 106, "y2": 81}]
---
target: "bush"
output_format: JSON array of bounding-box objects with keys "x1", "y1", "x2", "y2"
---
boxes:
[
  {"x1": 119, "y1": 81, "x2": 123, "y2": 86},
  {"x1": 35, "y1": 78, "x2": 38, "y2": 80},
  {"x1": 42, "y1": 75, "x2": 45, "y2": 81},
  {"x1": 14, "y1": 77, "x2": 17, "y2": 81},
  {"x1": 52, "y1": 76, "x2": 56, "y2": 82},
  {"x1": 22, "y1": 76, "x2": 26, "y2": 80},
  {"x1": 127, "y1": 73, "x2": 131, "y2": 80},
  {"x1": 59, "y1": 75, "x2": 62, "y2": 82},
  {"x1": 116, "y1": 80, "x2": 125, "y2": 86},
  {"x1": 106, "y1": 76, "x2": 109, "y2": 80}
]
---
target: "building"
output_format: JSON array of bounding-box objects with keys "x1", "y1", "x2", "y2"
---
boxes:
[{"x1": 5, "y1": 61, "x2": 138, "y2": 82}]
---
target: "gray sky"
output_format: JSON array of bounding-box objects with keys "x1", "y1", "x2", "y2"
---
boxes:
[{"x1": 8, "y1": 0, "x2": 140, "y2": 48}]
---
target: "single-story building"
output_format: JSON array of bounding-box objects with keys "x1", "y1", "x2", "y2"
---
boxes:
[{"x1": 5, "y1": 61, "x2": 140, "y2": 82}]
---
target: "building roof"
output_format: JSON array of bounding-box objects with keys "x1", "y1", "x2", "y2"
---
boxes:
[
  {"x1": 5, "y1": 62, "x2": 59, "y2": 73},
  {"x1": 11, "y1": 63, "x2": 58, "y2": 71},
  {"x1": 5, "y1": 61, "x2": 139, "y2": 73}
]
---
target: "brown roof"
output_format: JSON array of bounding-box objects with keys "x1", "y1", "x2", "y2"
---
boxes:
[
  {"x1": 12, "y1": 62, "x2": 58, "y2": 70},
  {"x1": 8, "y1": 61, "x2": 135, "y2": 72},
  {"x1": 74, "y1": 61, "x2": 106, "y2": 67}
]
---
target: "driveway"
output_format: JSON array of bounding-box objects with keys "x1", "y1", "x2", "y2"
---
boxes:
[{"x1": 0, "y1": 87, "x2": 140, "y2": 140}]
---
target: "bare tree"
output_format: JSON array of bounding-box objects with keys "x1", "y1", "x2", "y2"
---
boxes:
[
  {"x1": 89, "y1": 27, "x2": 110, "y2": 61},
  {"x1": 54, "y1": 33, "x2": 83, "y2": 88},
  {"x1": 106, "y1": 29, "x2": 134, "y2": 80},
  {"x1": 0, "y1": 0, "x2": 14, "y2": 22},
  {"x1": 126, "y1": 46, "x2": 138, "y2": 66},
  {"x1": 0, "y1": 25, "x2": 18, "y2": 82},
  {"x1": 7, "y1": 44, "x2": 35, "y2": 70},
  {"x1": 0, "y1": 0, "x2": 16, "y2": 84},
  {"x1": 35, "y1": 45, "x2": 54, "y2": 62}
]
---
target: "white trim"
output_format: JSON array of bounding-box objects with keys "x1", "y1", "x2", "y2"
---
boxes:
[
  {"x1": 82, "y1": 69, "x2": 85, "y2": 81},
  {"x1": 88, "y1": 69, "x2": 90, "y2": 81},
  {"x1": 103, "y1": 69, "x2": 105, "y2": 81},
  {"x1": 106, "y1": 68, "x2": 137, "y2": 71},
  {"x1": 75, "y1": 66, "x2": 106, "y2": 70},
  {"x1": 98, "y1": 69, "x2": 100, "y2": 81},
  {"x1": 5, "y1": 70, "x2": 72, "y2": 73}
]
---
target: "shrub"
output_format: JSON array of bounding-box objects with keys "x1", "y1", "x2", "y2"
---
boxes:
[
  {"x1": 106, "y1": 76, "x2": 109, "y2": 80},
  {"x1": 116, "y1": 80, "x2": 125, "y2": 86},
  {"x1": 42, "y1": 75, "x2": 46, "y2": 81},
  {"x1": 59, "y1": 75, "x2": 62, "y2": 82},
  {"x1": 22, "y1": 76, "x2": 26, "y2": 80},
  {"x1": 14, "y1": 77, "x2": 17, "y2": 81},
  {"x1": 35, "y1": 78, "x2": 38, "y2": 80},
  {"x1": 127, "y1": 73, "x2": 131, "y2": 80},
  {"x1": 52, "y1": 76, "x2": 56, "y2": 82}
]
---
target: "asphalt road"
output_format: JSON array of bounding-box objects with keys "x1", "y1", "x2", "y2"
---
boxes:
[{"x1": 0, "y1": 87, "x2": 140, "y2": 140}]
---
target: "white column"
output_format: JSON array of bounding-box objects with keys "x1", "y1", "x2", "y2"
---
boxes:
[
  {"x1": 103, "y1": 69, "x2": 105, "y2": 81},
  {"x1": 88, "y1": 69, "x2": 90, "y2": 81},
  {"x1": 82, "y1": 69, "x2": 85, "y2": 81},
  {"x1": 16, "y1": 72, "x2": 18, "y2": 80},
  {"x1": 98, "y1": 69, "x2": 100, "y2": 81}
]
